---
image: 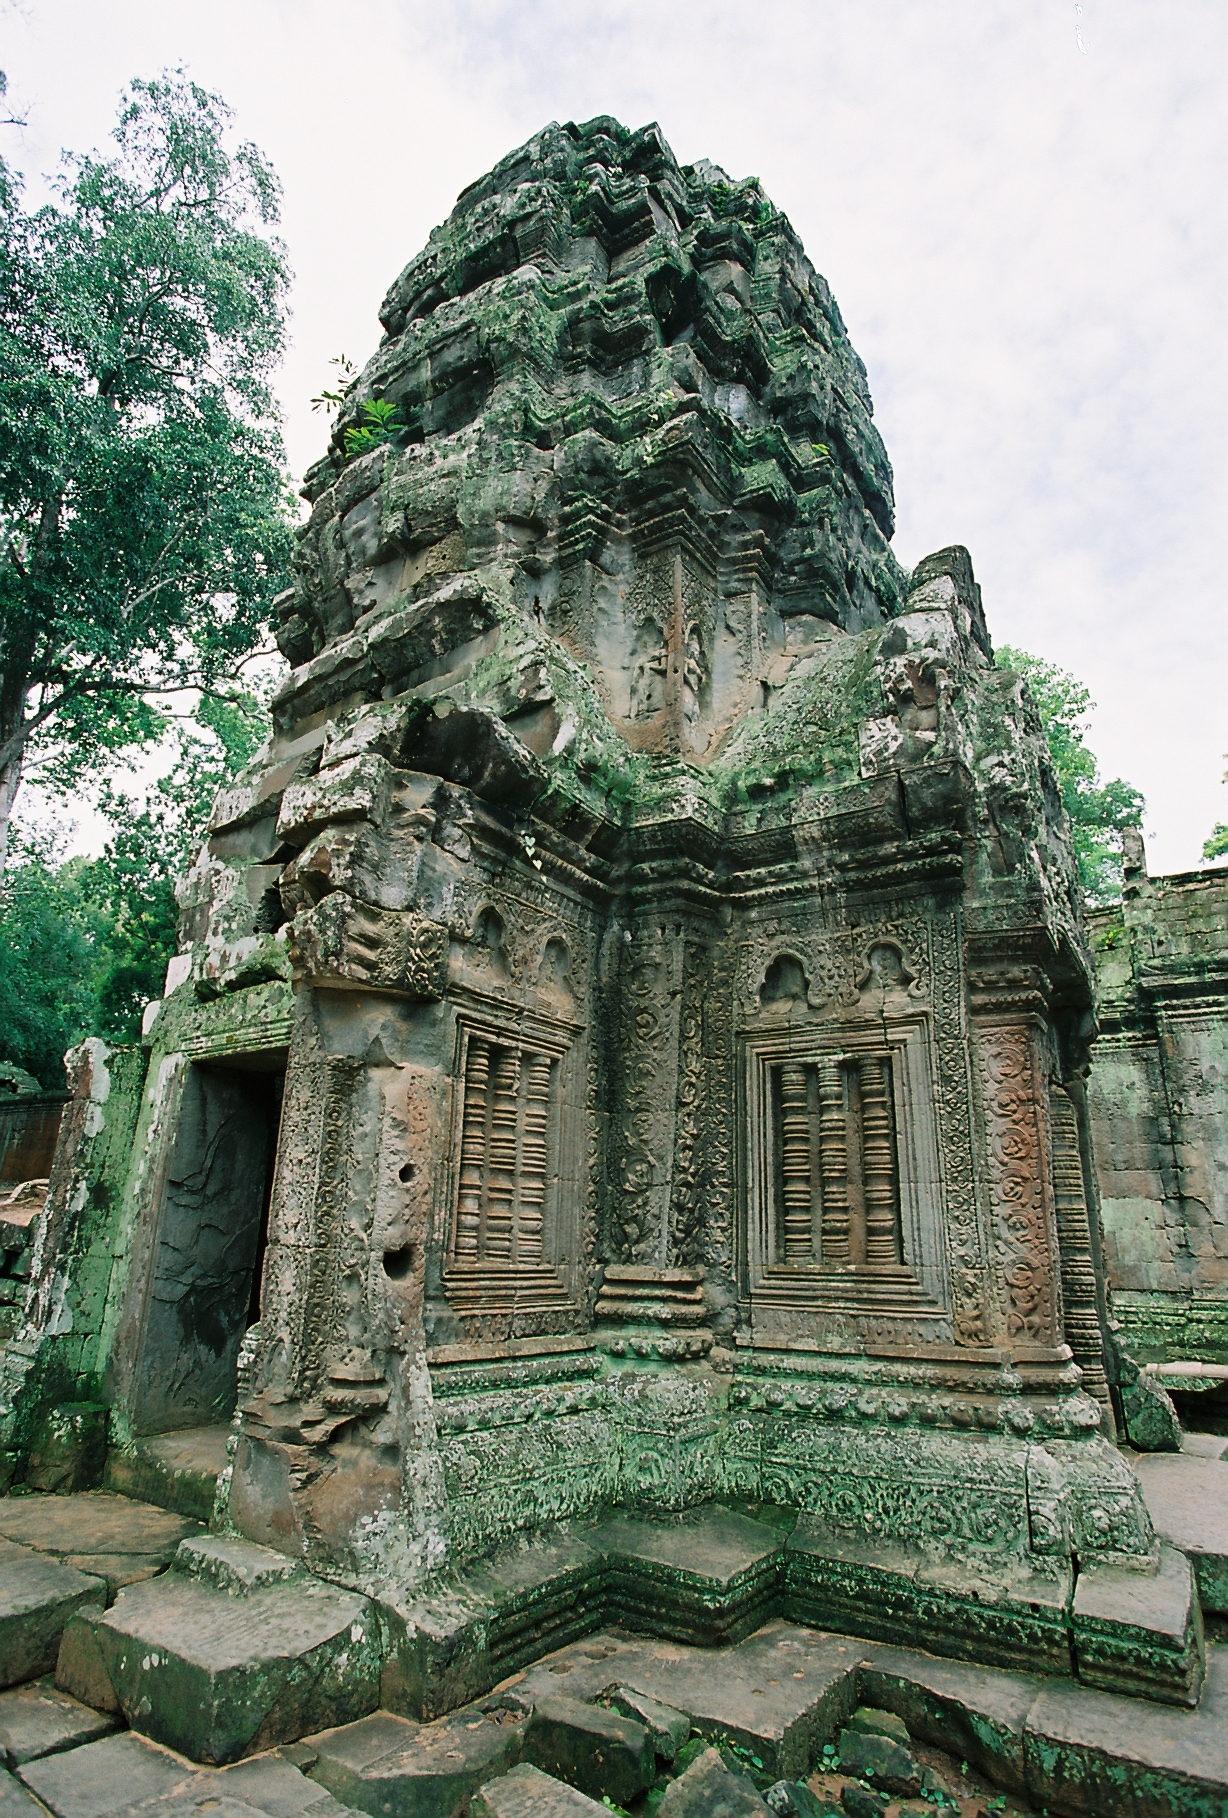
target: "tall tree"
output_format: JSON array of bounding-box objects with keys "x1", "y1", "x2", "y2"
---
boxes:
[
  {"x1": 996, "y1": 646, "x2": 1144, "y2": 904},
  {"x1": 0, "y1": 70, "x2": 293, "y2": 870}
]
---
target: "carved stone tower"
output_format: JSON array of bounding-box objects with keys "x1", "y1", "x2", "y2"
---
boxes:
[{"x1": 5, "y1": 117, "x2": 1198, "y2": 1706}]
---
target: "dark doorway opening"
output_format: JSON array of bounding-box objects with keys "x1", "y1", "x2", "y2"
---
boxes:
[{"x1": 130, "y1": 1051, "x2": 286, "y2": 1435}]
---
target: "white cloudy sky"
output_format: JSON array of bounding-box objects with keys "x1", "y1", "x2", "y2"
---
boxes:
[{"x1": 4, "y1": 0, "x2": 1226, "y2": 873}]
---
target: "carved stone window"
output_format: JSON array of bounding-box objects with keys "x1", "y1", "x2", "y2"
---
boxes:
[
  {"x1": 454, "y1": 1036, "x2": 556, "y2": 1265},
  {"x1": 741, "y1": 1018, "x2": 952, "y2": 1339},
  {"x1": 443, "y1": 1015, "x2": 579, "y2": 1325},
  {"x1": 772, "y1": 1052, "x2": 902, "y2": 1267}
]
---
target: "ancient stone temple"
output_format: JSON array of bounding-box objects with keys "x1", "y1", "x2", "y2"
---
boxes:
[{"x1": 2, "y1": 117, "x2": 1224, "y2": 1813}]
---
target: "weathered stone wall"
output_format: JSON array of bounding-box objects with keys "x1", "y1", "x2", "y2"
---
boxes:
[{"x1": 1087, "y1": 832, "x2": 1228, "y2": 1362}]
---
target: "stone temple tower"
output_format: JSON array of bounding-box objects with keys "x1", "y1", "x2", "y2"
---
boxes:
[{"x1": 2, "y1": 117, "x2": 1204, "y2": 1716}]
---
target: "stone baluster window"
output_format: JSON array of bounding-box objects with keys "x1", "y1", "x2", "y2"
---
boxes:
[
  {"x1": 772, "y1": 1052, "x2": 902, "y2": 1267},
  {"x1": 454, "y1": 1035, "x2": 557, "y2": 1265}
]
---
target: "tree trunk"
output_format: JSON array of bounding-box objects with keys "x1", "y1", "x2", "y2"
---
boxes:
[{"x1": 0, "y1": 747, "x2": 21, "y2": 878}]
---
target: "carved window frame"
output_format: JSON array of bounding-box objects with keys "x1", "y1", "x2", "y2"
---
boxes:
[
  {"x1": 443, "y1": 1000, "x2": 583, "y2": 1303},
  {"x1": 739, "y1": 1011, "x2": 949, "y2": 1311}
]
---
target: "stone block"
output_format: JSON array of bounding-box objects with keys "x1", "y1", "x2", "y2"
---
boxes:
[
  {"x1": 1023, "y1": 1642, "x2": 1228, "y2": 1818},
  {"x1": 92, "y1": 1571, "x2": 380, "y2": 1763},
  {"x1": 657, "y1": 1746, "x2": 774, "y2": 1815},
  {"x1": 1071, "y1": 1543, "x2": 1204, "y2": 1705},
  {"x1": 785, "y1": 1518, "x2": 1073, "y2": 1678},
  {"x1": 176, "y1": 1535, "x2": 307, "y2": 1596},
  {"x1": 764, "y1": 1782, "x2": 839, "y2": 1816},
  {"x1": 55, "y1": 1612, "x2": 119, "y2": 1715},
  {"x1": 0, "y1": 1769, "x2": 48, "y2": 1818},
  {"x1": 380, "y1": 1529, "x2": 604, "y2": 1718},
  {"x1": 17, "y1": 1730, "x2": 190, "y2": 1818},
  {"x1": 523, "y1": 1695, "x2": 655, "y2": 1807},
  {"x1": 102, "y1": 1426, "x2": 229, "y2": 1524},
  {"x1": 306, "y1": 1706, "x2": 525, "y2": 1817},
  {"x1": 516, "y1": 1621, "x2": 856, "y2": 1782},
  {"x1": 23, "y1": 1405, "x2": 108, "y2": 1495},
  {"x1": 854, "y1": 1640, "x2": 1041, "y2": 1793},
  {"x1": 0, "y1": 1541, "x2": 105, "y2": 1690},
  {"x1": 843, "y1": 1707, "x2": 909, "y2": 1745},
  {"x1": 1135, "y1": 1451, "x2": 1228, "y2": 1616},
  {"x1": 834, "y1": 1727, "x2": 919, "y2": 1797},
  {"x1": 0, "y1": 1678, "x2": 117, "y2": 1767},
  {"x1": 600, "y1": 1684, "x2": 689, "y2": 1759},
  {"x1": 211, "y1": 1752, "x2": 359, "y2": 1818},
  {"x1": 469, "y1": 1762, "x2": 607, "y2": 1816}
]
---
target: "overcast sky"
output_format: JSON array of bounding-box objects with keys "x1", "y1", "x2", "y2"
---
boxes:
[{"x1": 4, "y1": 0, "x2": 1226, "y2": 874}]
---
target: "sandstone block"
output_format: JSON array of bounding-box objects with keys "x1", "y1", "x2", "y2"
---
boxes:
[
  {"x1": 0, "y1": 1678, "x2": 117, "y2": 1767},
  {"x1": 835, "y1": 1727, "x2": 919, "y2": 1797},
  {"x1": 469, "y1": 1762, "x2": 607, "y2": 1816},
  {"x1": 17, "y1": 1731, "x2": 189, "y2": 1818},
  {"x1": 0, "y1": 1542, "x2": 106, "y2": 1690},
  {"x1": 601, "y1": 1684, "x2": 690, "y2": 1760},
  {"x1": 1070, "y1": 1543, "x2": 1204, "y2": 1706},
  {"x1": 657, "y1": 1746, "x2": 773, "y2": 1815},
  {"x1": 91, "y1": 1572, "x2": 380, "y2": 1763},
  {"x1": 306, "y1": 1705, "x2": 525, "y2": 1817},
  {"x1": 523, "y1": 1695, "x2": 654, "y2": 1807}
]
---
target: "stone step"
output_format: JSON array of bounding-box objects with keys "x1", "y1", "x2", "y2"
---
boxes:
[
  {"x1": 0, "y1": 1540, "x2": 105, "y2": 1690},
  {"x1": 1135, "y1": 1445, "x2": 1228, "y2": 1616},
  {"x1": 1071, "y1": 1542, "x2": 1205, "y2": 1705},
  {"x1": 102, "y1": 1426, "x2": 230, "y2": 1525},
  {"x1": 82, "y1": 1545, "x2": 381, "y2": 1764}
]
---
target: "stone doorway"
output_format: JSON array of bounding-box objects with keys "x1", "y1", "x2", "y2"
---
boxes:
[{"x1": 128, "y1": 1053, "x2": 286, "y2": 1436}]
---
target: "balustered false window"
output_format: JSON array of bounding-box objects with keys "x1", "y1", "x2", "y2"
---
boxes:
[
  {"x1": 453, "y1": 1035, "x2": 557, "y2": 1265},
  {"x1": 772, "y1": 1052, "x2": 902, "y2": 1267}
]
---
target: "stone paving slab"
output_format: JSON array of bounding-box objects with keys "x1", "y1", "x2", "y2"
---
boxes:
[
  {"x1": 1135, "y1": 1449, "x2": 1228, "y2": 1615},
  {"x1": 93, "y1": 1573, "x2": 380, "y2": 1764},
  {"x1": 0, "y1": 1539, "x2": 105, "y2": 1689},
  {"x1": 0, "y1": 1677, "x2": 117, "y2": 1766},
  {"x1": 0, "y1": 1495, "x2": 201, "y2": 1599},
  {"x1": 0, "y1": 1768, "x2": 46, "y2": 1818},
  {"x1": 18, "y1": 1730, "x2": 191, "y2": 1818}
]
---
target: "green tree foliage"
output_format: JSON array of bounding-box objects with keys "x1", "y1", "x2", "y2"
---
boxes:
[
  {"x1": 0, "y1": 690, "x2": 268, "y2": 1082},
  {"x1": 996, "y1": 646, "x2": 1144, "y2": 904},
  {"x1": 0, "y1": 70, "x2": 293, "y2": 870},
  {"x1": 0, "y1": 830, "x2": 108, "y2": 1086}
]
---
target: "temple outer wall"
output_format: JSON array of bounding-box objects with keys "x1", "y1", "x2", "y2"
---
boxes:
[{"x1": 1087, "y1": 834, "x2": 1228, "y2": 1364}]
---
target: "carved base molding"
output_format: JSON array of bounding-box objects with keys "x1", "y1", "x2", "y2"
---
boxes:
[{"x1": 595, "y1": 1263, "x2": 713, "y2": 1358}]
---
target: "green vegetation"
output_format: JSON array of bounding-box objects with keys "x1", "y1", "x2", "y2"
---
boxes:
[
  {"x1": 0, "y1": 691, "x2": 266, "y2": 1084},
  {"x1": 996, "y1": 646, "x2": 1144, "y2": 904},
  {"x1": 0, "y1": 69, "x2": 293, "y2": 871},
  {"x1": 1203, "y1": 761, "x2": 1228, "y2": 863}
]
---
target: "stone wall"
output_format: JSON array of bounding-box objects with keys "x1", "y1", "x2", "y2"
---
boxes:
[{"x1": 1087, "y1": 833, "x2": 1228, "y2": 1363}]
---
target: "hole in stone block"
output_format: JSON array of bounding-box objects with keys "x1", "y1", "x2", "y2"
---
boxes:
[
  {"x1": 398, "y1": 1161, "x2": 416, "y2": 1184},
  {"x1": 383, "y1": 1245, "x2": 418, "y2": 1281}
]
